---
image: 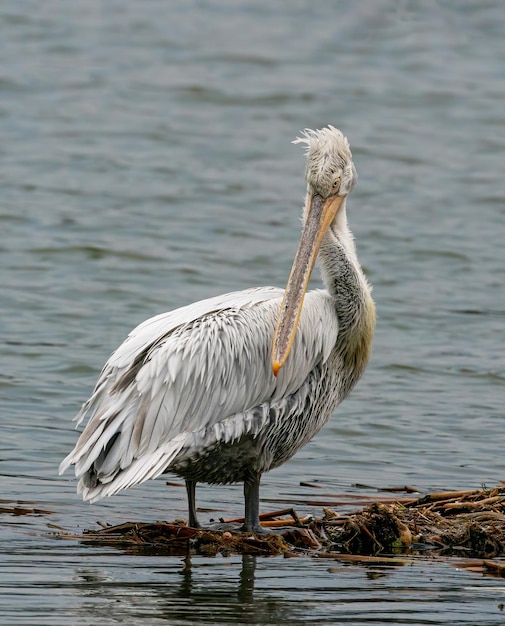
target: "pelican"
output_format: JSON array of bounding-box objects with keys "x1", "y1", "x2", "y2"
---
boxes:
[{"x1": 59, "y1": 126, "x2": 375, "y2": 532}]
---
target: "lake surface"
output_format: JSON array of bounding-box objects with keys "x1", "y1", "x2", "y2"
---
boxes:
[{"x1": 1, "y1": 1, "x2": 505, "y2": 623}]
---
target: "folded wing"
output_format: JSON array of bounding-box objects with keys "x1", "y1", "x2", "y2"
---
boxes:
[{"x1": 59, "y1": 287, "x2": 338, "y2": 501}]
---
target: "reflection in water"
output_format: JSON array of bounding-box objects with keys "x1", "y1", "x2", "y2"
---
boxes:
[
  {"x1": 177, "y1": 554, "x2": 193, "y2": 599},
  {"x1": 70, "y1": 552, "x2": 407, "y2": 624},
  {"x1": 71, "y1": 554, "x2": 304, "y2": 623},
  {"x1": 2, "y1": 532, "x2": 505, "y2": 624},
  {"x1": 75, "y1": 568, "x2": 115, "y2": 590},
  {"x1": 237, "y1": 555, "x2": 256, "y2": 605},
  {"x1": 159, "y1": 555, "x2": 276, "y2": 623}
]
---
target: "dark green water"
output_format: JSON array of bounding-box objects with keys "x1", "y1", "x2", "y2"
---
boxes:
[{"x1": 2, "y1": 1, "x2": 505, "y2": 623}]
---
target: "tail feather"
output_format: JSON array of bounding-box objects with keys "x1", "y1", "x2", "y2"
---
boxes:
[{"x1": 73, "y1": 433, "x2": 189, "y2": 503}]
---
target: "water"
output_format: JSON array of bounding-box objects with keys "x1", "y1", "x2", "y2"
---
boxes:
[{"x1": 1, "y1": 1, "x2": 505, "y2": 623}]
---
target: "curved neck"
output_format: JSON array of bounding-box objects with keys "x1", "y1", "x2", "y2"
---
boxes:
[
  {"x1": 318, "y1": 204, "x2": 369, "y2": 320},
  {"x1": 317, "y1": 201, "x2": 376, "y2": 382}
]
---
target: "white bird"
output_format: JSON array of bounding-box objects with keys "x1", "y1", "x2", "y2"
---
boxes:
[{"x1": 59, "y1": 126, "x2": 376, "y2": 532}]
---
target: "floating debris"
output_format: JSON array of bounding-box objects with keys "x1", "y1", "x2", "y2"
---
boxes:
[
  {"x1": 56, "y1": 485, "x2": 505, "y2": 560},
  {"x1": 0, "y1": 500, "x2": 54, "y2": 516},
  {"x1": 456, "y1": 559, "x2": 505, "y2": 578},
  {"x1": 330, "y1": 486, "x2": 505, "y2": 558},
  {"x1": 65, "y1": 521, "x2": 290, "y2": 556}
]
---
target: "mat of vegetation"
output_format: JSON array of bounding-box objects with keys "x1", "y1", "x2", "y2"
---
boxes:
[{"x1": 56, "y1": 485, "x2": 505, "y2": 565}]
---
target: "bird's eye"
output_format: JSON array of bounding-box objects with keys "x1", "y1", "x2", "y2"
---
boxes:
[{"x1": 333, "y1": 177, "x2": 341, "y2": 190}]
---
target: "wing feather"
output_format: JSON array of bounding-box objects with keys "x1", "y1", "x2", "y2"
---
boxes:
[{"x1": 59, "y1": 287, "x2": 338, "y2": 500}]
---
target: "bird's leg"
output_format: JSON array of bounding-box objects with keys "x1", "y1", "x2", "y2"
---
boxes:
[
  {"x1": 243, "y1": 472, "x2": 264, "y2": 534},
  {"x1": 185, "y1": 479, "x2": 201, "y2": 528}
]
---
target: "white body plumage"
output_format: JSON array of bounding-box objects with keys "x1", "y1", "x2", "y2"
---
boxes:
[
  {"x1": 60, "y1": 126, "x2": 375, "y2": 531},
  {"x1": 60, "y1": 287, "x2": 342, "y2": 497}
]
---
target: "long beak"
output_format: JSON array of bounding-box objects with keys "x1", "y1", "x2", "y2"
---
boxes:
[{"x1": 271, "y1": 193, "x2": 345, "y2": 376}]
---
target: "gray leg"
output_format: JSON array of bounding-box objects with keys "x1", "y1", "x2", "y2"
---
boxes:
[
  {"x1": 186, "y1": 479, "x2": 201, "y2": 528},
  {"x1": 243, "y1": 472, "x2": 263, "y2": 533}
]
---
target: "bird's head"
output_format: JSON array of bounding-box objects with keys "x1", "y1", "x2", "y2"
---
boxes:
[
  {"x1": 272, "y1": 126, "x2": 356, "y2": 376},
  {"x1": 295, "y1": 125, "x2": 357, "y2": 201}
]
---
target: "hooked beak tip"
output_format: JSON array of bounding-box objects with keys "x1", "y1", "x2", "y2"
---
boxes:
[{"x1": 272, "y1": 361, "x2": 281, "y2": 377}]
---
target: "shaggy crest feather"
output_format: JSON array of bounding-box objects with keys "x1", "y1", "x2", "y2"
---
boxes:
[{"x1": 294, "y1": 125, "x2": 356, "y2": 198}]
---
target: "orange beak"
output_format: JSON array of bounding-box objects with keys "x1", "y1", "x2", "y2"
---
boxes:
[{"x1": 271, "y1": 193, "x2": 345, "y2": 376}]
